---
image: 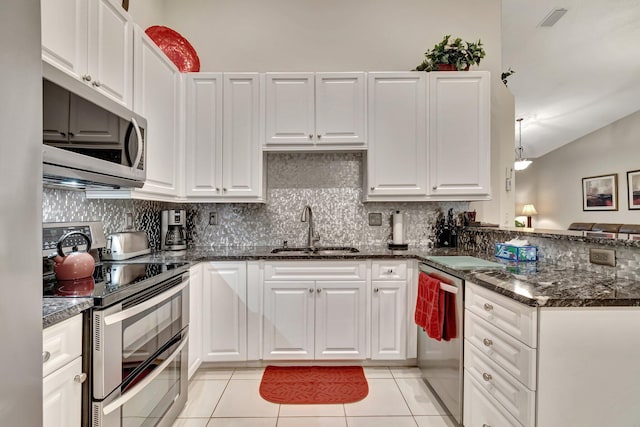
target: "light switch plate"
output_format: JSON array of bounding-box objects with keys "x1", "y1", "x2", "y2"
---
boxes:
[{"x1": 589, "y1": 248, "x2": 615, "y2": 266}]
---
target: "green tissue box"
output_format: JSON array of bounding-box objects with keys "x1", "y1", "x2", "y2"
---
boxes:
[{"x1": 494, "y1": 243, "x2": 537, "y2": 262}]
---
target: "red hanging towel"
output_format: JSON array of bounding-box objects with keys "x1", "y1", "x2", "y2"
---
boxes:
[
  {"x1": 415, "y1": 272, "x2": 445, "y2": 341},
  {"x1": 442, "y1": 291, "x2": 458, "y2": 341}
]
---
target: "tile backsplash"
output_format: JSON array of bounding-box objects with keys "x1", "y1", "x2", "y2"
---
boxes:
[{"x1": 43, "y1": 152, "x2": 467, "y2": 249}]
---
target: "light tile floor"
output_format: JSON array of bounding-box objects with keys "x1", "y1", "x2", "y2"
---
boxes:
[{"x1": 173, "y1": 367, "x2": 458, "y2": 427}]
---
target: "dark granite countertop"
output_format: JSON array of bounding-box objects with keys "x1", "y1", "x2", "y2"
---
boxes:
[
  {"x1": 147, "y1": 245, "x2": 640, "y2": 308},
  {"x1": 43, "y1": 298, "x2": 93, "y2": 328}
]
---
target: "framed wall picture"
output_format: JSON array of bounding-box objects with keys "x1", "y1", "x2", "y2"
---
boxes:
[
  {"x1": 627, "y1": 170, "x2": 640, "y2": 210},
  {"x1": 582, "y1": 174, "x2": 618, "y2": 211}
]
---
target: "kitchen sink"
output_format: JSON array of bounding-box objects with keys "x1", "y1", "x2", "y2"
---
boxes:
[{"x1": 270, "y1": 246, "x2": 360, "y2": 255}]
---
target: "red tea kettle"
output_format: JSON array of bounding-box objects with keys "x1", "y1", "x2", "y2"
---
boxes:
[{"x1": 51, "y1": 231, "x2": 95, "y2": 280}]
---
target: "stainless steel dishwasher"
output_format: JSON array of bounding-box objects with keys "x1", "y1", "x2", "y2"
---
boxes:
[{"x1": 417, "y1": 263, "x2": 464, "y2": 426}]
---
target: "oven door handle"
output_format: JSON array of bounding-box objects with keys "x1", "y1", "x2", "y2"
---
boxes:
[
  {"x1": 104, "y1": 280, "x2": 188, "y2": 326},
  {"x1": 102, "y1": 335, "x2": 187, "y2": 416}
]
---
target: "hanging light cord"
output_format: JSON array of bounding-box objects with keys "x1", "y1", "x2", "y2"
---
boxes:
[{"x1": 516, "y1": 117, "x2": 524, "y2": 160}]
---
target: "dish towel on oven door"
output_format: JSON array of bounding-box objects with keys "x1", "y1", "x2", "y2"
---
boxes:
[{"x1": 415, "y1": 271, "x2": 457, "y2": 341}]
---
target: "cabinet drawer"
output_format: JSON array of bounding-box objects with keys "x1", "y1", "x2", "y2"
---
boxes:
[
  {"x1": 465, "y1": 310, "x2": 537, "y2": 389},
  {"x1": 464, "y1": 370, "x2": 524, "y2": 427},
  {"x1": 264, "y1": 261, "x2": 367, "y2": 281},
  {"x1": 465, "y1": 343, "x2": 535, "y2": 427},
  {"x1": 465, "y1": 281, "x2": 537, "y2": 347},
  {"x1": 43, "y1": 314, "x2": 83, "y2": 377},
  {"x1": 371, "y1": 260, "x2": 407, "y2": 280}
]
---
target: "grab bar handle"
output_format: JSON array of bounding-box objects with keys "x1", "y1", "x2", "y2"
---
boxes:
[
  {"x1": 104, "y1": 280, "x2": 188, "y2": 326},
  {"x1": 439, "y1": 282, "x2": 458, "y2": 294},
  {"x1": 102, "y1": 336, "x2": 187, "y2": 416}
]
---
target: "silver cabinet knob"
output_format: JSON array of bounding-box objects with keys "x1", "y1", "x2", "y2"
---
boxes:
[
  {"x1": 309, "y1": 288, "x2": 314, "y2": 293},
  {"x1": 482, "y1": 372, "x2": 492, "y2": 381},
  {"x1": 483, "y1": 303, "x2": 494, "y2": 312},
  {"x1": 374, "y1": 288, "x2": 379, "y2": 293},
  {"x1": 74, "y1": 373, "x2": 87, "y2": 384},
  {"x1": 317, "y1": 134, "x2": 322, "y2": 139},
  {"x1": 482, "y1": 424, "x2": 492, "y2": 427},
  {"x1": 223, "y1": 188, "x2": 227, "y2": 192},
  {"x1": 432, "y1": 186, "x2": 437, "y2": 190},
  {"x1": 308, "y1": 134, "x2": 313, "y2": 139},
  {"x1": 92, "y1": 81, "x2": 101, "y2": 87},
  {"x1": 370, "y1": 187, "x2": 375, "y2": 191},
  {"x1": 317, "y1": 288, "x2": 322, "y2": 293},
  {"x1": 42, "y1": 351, "x2": 51, "y2": 363},
  {"x1": 483, "y1": 338, "x2": 493, "y2": 347},
  {"x1": 82, "y1": 74, "x2": 91, "y2": 82},
  {"x1": 215, "y1": 188, "x2": 220, "y2": 192}
]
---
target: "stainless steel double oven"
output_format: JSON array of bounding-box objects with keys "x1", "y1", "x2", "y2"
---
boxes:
[{"x1": 91, "y1": 269, "x2": 189, "y2": 427}]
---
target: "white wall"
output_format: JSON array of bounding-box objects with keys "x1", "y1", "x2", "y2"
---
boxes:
[
  {"x1": 162, "y1": 0, "x2": 501, "y2": 74},
  {"x1": 127, "y1": 0, "x2": 165, "y2": 30},
  {"x1": 0, "y1": 0, "x2": 43, "y2": 425},
  {"x1": 516, "y1": 109, "x2": 640, "y2": 229}
]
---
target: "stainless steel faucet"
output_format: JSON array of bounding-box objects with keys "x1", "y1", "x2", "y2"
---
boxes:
[{"x1": 300, "y1": 205, "x2": 320, "y2": 249}]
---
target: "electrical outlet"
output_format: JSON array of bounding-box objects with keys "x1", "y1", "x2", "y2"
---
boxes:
[
  {"x1": 209, "y1": 212, "x2": 218, "y2": 226},
  {"x1": 125, "y1": 212, "x2": 134, "y2": 230},
  {"x1": 589, "y1": 248, "x2": 615, "y2": 267},
  {"x1": 368, "y1": 213, "x2": 382, "y2": 226}
]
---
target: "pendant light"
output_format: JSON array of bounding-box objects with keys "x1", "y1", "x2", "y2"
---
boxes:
[{"x1": 514, "y1": 118, "x2": 532, "y2": 171}]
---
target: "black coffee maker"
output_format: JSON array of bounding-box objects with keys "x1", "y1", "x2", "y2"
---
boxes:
[{"x1": 160, "y1": 209, "x2": 187, "y2": 250}]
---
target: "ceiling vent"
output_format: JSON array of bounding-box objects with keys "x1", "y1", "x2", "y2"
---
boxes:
[{"x1": 539, "y1": 8, "x2": 568, "y2": 27}]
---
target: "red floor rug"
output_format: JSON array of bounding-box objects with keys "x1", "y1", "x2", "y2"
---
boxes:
[{"x1": 259, "y1": 366, "x2": 369, "y2": 404}]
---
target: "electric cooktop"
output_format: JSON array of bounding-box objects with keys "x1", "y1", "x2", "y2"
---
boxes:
[{"x1": 43, "y1": 261, "x2": 190, "y2": 307}]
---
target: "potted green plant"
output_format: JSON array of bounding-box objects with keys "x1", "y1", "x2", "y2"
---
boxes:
[{"x1": 414, "y1": 35, "x2": 486, "y2": 72}]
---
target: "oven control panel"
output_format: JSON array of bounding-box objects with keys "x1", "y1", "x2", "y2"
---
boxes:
[{"x1": 42, "y1": 221, "x2": 107, "y2": 257}]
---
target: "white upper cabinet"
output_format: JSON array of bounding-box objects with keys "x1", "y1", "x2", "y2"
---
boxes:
[
  {"x1": 132, "y1": 27, "x2": 181, "y2": 198},
  {"x1": 264, "y1": 72, "x2": 366, "y2": 150},
  {"x1": 184, "y1": 73, "x2": 264, "y2": 201},
  {"x1": 366, "y1": 72, "x2": 428, "y2": 199},
  {"x1": 184, "y1": 73, "x2": 224, "y2": 197},
  {"x1": 428, "y1": 71, "x2": 491, "y2": 198},
  {"x1": 222, "y1": 74, "x2": 263, "y2": 199},
  {"x1": 42, "y1": 0, "x2": 133, "y2": 108}
]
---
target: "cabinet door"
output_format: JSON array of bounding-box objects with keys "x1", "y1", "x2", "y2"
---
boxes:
[
  {"x1": 185, "y1": 73, "x2": 224, "y2": 197},
  {"x1": 371, "y1": 280, "x2": 407, "y2": 360},
  {"x1": 315, "y1": 72, "x2": 366, "y2": 146},
  {"x1": 222, "y1": 73, "x2": 263, "y2": 198},
  {"x1": 133, "y1": 28, "x2": 181, "y2": 197},
  {"x1": 315, "y1": 281, "x2": 367, "y2": 360},
  {"x1": 264, "y1": 73, "x2": 315, "y2": 146},
  {"x1": 41, "y1": 0, "x2": 88, "y2": 81},
  {"x1": 188, "y1": 263, "x2": 203, "y2": 379},
  {"x1": 367, "y1": 72, "x2": 428, "y2": 198},
  {"x1": 43, "y1": 357, "x2": 83, "y2": 427},
  {"x1": 202, "y1": 262, "x2": 247, "y2": 362},
  {"x1": 263, "y1": 281, "x2": 315, "y2": 360},
  {"x1": 87, "y1": 0, "x2": 133, "y2": 107},
  {"x1": 429, "y1": 72, "x2": 490, "y2": 197}
]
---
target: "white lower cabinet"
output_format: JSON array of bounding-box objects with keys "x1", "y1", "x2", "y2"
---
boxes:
[
  {"x1": 464, "y1": 281, "x2": 537, "y2": 427},
  {"x1": 188, "y1": 263, "x2": 203, "y2": 379},
  {"x1": 202, "y1": 262, "x2": 248, "y2": 362},
  {"x1": 262, "y1": 261, "x2": 368, "y2": 360},
  {"x1": 43, "y1": 314, "x2": 85, "y2": 427},
  {"x1": 370, "y1": 259, "x2": 411, "y2": 360}
]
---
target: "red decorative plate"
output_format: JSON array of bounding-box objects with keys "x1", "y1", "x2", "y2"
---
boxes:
[{"x1": 145, "y1": 25, "x2": 200, "y2": 72}]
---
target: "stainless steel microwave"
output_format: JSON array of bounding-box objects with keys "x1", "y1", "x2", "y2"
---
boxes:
[{"x1": 42, "y1": 62, "x2": 147, "y2": 189}]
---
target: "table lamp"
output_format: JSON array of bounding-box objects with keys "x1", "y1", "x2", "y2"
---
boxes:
[{"x1": 522, "y1": 204, "x2": 538, "y2": 228}]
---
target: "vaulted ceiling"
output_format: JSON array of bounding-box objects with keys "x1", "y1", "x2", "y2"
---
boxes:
[{"x1": 502, "y1": 0, "x2": 640, "y2": 158}]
